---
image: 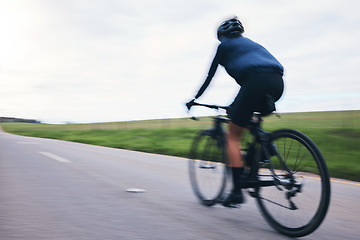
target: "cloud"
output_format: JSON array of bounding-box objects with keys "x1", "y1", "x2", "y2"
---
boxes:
[{"x1": 0, "y1": 0, "x2": 359, "y2": 123}]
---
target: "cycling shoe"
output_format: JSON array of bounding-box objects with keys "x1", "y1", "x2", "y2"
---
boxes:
[{"x1": 222, "y1": 191, "x2": 245, "y2": 208}]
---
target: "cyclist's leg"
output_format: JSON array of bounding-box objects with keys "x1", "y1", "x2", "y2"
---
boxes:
[
  {"x1": 227, "y1": 122, "x2": 245, "y2": 168},
  {"x1": 224, "y1": 88, "x2": 253, "y2": 206},
  {"x1": 223, "y1": 123, "x2": 247, "y2": 206},
  {"x1": 228, "y1": 81, "x2": 254, "y2": 167},
  {"x1": 224, "y1": 72, "x2": 283, "y2": 206}
]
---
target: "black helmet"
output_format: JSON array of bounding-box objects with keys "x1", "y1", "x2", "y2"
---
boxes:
[{"x1": 217, "y1": 17, "x2": 244, "y2": 40}]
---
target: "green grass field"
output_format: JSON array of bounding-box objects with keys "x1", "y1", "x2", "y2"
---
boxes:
[{"x1": 1, "y1": 110, "x2": 359, "y2": 181}]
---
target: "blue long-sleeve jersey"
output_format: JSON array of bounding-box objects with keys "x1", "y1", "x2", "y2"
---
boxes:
[{"x1": 195, "y1": 36, "x2": 284, "y2": 99}]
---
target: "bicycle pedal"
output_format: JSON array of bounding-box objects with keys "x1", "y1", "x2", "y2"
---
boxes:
[
  {"x1": 248, "y1": 191, "x2": 258, "y2": 198},
  {"x1": 222, "y1": 203, "x2": 240, "y2": 208}
]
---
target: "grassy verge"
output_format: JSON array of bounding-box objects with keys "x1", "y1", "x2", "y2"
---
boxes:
[{"x1": 1, "y1": 110, "x2": 359, "y2": 182}]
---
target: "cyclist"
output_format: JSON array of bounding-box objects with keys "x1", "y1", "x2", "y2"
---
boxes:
[{"x1": 187, "y1": 17, "x2": 284, "y2": 207}]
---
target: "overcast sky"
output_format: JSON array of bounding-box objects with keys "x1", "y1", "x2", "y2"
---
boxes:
[{"x1": 0, "y1": 0, "x2": 359, "y2": 123}]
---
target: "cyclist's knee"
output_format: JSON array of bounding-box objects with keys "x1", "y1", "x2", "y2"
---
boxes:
[{"x1": 228, "y1": 122, "x2": 245, "y2": 140}]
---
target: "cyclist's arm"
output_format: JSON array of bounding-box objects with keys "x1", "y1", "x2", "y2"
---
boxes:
[{"x1": 194, "y1": 47, "x2": 222, "y2": 99}]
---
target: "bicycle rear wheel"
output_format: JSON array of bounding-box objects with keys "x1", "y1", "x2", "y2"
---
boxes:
[
  {"x1": 256, "y1": 129, "x2": 331, "y2": 237},
  {"x1": 189, "y1": 129, "x2": 229, "y2": 206}
]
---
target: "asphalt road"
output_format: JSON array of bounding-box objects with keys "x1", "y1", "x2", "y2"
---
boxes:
[{"x1": 0, "y1": 130, "x2": 359, "y2": 240}]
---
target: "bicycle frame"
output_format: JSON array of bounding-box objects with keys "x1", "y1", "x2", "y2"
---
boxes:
[
  {"x1": 244, "y1": 117, "x2": 290, "y2": 190},
  {"x1": 189, "y1": 102, "x2": 296, "y2": 192}
]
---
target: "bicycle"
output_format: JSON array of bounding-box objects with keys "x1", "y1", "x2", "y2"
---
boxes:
[{"x1": 187, "y1": 101, "x2": 331, "y2": 238}]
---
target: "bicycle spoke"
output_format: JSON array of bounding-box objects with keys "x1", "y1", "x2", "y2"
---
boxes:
[{"x1": 256, "y1": 129, "x2": 330, "y2": 237}]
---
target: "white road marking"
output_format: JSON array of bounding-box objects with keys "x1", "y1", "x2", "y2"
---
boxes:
[
  {"x1": 39, "y1": 152, "x2": 71, "y2": 163},
  {"x1": 126, "y1": 188, "x2": 146, "y2": 193}
]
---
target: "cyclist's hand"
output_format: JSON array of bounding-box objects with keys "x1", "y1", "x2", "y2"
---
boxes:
[{"x1": 186, "y1": 98, "x2": 196, "y2": 110}]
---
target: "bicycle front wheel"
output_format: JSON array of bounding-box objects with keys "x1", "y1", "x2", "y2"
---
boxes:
[
  {"x1": 256, "y1": 129, "x2": 331, "y2": 237},
  {"x1": 188, "y1": 129, "x2": 229, "y2": 206}
]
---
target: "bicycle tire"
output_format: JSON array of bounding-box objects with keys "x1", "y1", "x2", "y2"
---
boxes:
[
  {"x1": 188, "y1": 129, "x2": 229, "y2": 206},
  {"x1": 256, "y1": 129, "x2": 331, "y2": 237}
]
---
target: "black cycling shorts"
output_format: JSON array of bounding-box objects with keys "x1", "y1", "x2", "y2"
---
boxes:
[{"x1": 229, "y1": 72, "x2": 284, "y2": 127}]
